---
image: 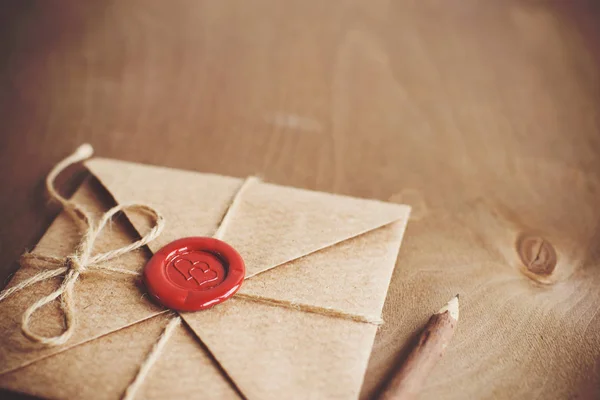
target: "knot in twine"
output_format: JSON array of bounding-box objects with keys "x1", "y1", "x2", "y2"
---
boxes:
[
  {"x1": 0, "y1": 144, "x2": 165, "y2": 347},
  {"x1": 64, "y1": 255, "x2": 85, "y2": 273}
]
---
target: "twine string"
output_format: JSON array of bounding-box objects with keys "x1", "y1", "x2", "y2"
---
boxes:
[
  {"x1": 234, "y1": 293, "x2": 382, "y2": 324},
  {"x1": 0, "y1": 144, "x2": 165, "y2": 346},
  {"x1": 122, "y1": 315, "x2": 182, "y2": 400}
]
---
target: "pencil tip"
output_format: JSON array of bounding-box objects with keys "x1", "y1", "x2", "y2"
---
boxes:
[{"x1": 437, "y1": 295, "x2": 460, "y2": 321}]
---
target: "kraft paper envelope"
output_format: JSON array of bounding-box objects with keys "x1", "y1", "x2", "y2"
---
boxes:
[{"x1": 0, "y1": 157, "x2": 410, "y2": 399}]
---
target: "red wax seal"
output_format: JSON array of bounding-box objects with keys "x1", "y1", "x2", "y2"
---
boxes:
[{"x1": 143, "y1": 237, "x2": 245, "y2": 311}]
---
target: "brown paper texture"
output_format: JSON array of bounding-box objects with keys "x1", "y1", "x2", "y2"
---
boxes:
[
  {"x1": 0, "y1": 158, "x2": 410, "y2": 399},
  {"x1": 0, "y1": 313, "x2": 239, "y2": 400}
]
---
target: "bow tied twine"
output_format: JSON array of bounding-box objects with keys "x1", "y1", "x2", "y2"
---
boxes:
[{"x1": 0, "y1": 144, "x2": 165, "y2": 347}]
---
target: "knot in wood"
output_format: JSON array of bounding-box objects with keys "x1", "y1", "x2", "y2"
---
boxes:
[{"x1": 516, "y1": 233, "x2": 557, "y2": 279}]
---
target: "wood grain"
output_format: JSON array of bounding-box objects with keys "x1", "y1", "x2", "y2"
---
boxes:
[{"x1": 1, "y1": 1, "x2": 599, "y2": 399}]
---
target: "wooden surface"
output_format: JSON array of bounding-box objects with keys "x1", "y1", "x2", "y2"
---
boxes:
[{"x1": 1, "y1": 1, "x2": 599, "y2": 398}]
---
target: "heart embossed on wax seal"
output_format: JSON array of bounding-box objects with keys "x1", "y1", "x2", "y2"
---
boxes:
[
  {"x1": 173, "y1": 258, "x2": 219, "y2": 288},
  {"x1": 148, "y1": 238, "x2": 243, "y2": 309}
]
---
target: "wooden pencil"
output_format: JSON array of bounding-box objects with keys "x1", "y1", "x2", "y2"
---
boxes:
[{"x1": 379, "y1": 295, "x2": 460, "y2": 400}]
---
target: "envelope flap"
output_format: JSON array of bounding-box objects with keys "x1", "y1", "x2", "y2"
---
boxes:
[
  {"x1": 181, "y1": 298, "x2": 378, "y2": 400},
  {"x1": 237, "y1": 219, "x2": 408, "y2": 319},
  {"x1": 86, "y1": 158, "x2": 409, "y2": 277},
  {"x1": 220, "y1": 181, "x2": 409, "y2": 278},
  {"x1": 86, "y1": 158, "x2": 243, "y2": 250}
]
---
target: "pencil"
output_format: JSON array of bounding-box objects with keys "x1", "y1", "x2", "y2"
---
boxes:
[{"x1": 379, "y1": 295, "x2": 460, "y2": 400}]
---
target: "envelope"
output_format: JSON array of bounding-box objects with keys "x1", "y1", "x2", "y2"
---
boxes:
[{"x1": 0, "y1": 155, "x2": 410, "y2": 399}]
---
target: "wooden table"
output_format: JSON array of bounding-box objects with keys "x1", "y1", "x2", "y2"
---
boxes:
[{"x1": 1, "y1": 1, "x2": 599, "y2": 398}]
